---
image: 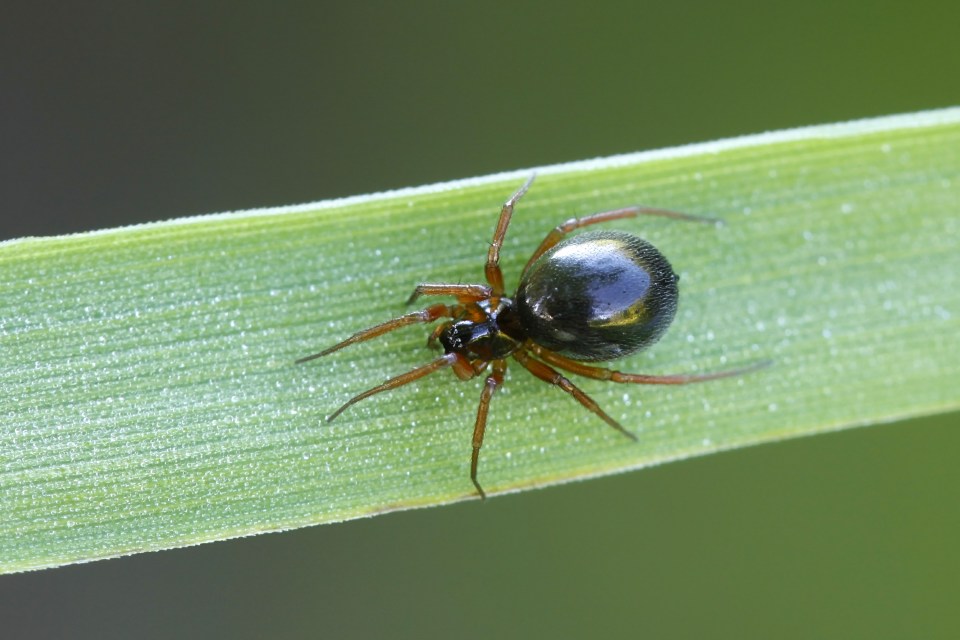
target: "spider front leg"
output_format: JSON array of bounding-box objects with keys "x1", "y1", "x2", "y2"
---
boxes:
[
  {"x1": 485, "y1": 175, "x2": 536, "y2": 295},
  {"x1": 406, "y1": 283, "x2": 492, "y2": 305},
  {"x1": 327, "y1": 352, "x2": 476, "y2": 421},
  {"x1": 296, "y1": 303, "x2": 460, "y2": 363}
]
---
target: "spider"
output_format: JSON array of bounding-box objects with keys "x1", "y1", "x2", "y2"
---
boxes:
[{"x1": 297, "y1": 176, "x2": 766, "y2": 498}]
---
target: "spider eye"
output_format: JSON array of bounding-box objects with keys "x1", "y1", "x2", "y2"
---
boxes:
[{"x1": 439, "y1": 322, "x2": 472, "y2": 353}]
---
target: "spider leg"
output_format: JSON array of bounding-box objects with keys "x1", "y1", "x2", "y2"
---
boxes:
[
  {"x1": 296, "y1": 303, "x2": 460, "y2": 364},
  {"x1": 485, "y1": 174, "x2": 536, "y2": 295},
  {"x1": 406, "y1": 283, "x2": 492, "y2": 305},
  {"x1": 327, "y1": 352, "x2": 474, "y2": 421},
  {"x1": 529, "y1": 345, "x2": 772, "y2": 384},
  {"x1": 425, "y1": 323, "x2": 448, "y2": 349},
  {"x1": 521, "y1": 205, "x2": 721, "y2": 279},
  {"x1": 470, "y1": 359, "x2": 507, "y2": 500},
  {"x1": 512, "y1": 350, "x2": 636, "y2": 441}
]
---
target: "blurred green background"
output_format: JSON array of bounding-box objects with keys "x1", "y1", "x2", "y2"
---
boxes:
[{"x1": 2, "y1": 2, "x2": 958, "y2": 638}]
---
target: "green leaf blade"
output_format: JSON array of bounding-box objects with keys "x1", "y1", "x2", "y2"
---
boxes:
[{"x1": 2, "y1": 108, "x2": 959, "y2": 573}]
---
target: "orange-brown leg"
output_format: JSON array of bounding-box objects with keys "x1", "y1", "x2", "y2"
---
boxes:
[
  {"x1": 295, "y1": 303, "x2": 459, "y2": 364},
  {"x1": 530, "y1": 345, "x2": 772, "y2": 384},
  {"x1": 406, "y1": 283, "x2": 492, "y2": 305},
  {"x1": 425, "y1": 322, "x2": 449, "y2": 349},
  {"x1": 470, "y1": 359, "x2": 507, "y2": 499},
  {"x1": 328, "y1": 352, "x2": 475, "y2": 421},
  {"x1": 512, "y1": 350, "x2": 636, "y2": 441},
  {"x1": 522, "y1": 206, "x2": 721, "y2": 278},
  {"x1": 485, "y1": 175, "x2": 536, "y2": 295}
]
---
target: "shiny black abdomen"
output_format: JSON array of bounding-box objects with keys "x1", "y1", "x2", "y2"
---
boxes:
[{"x1": 515, "y1": 230, "x2": 679, "y2": 362}]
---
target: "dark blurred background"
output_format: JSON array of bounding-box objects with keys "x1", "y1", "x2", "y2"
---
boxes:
[{"x1": 2, "y1": 2, "x2": 958, "y2": 638}]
